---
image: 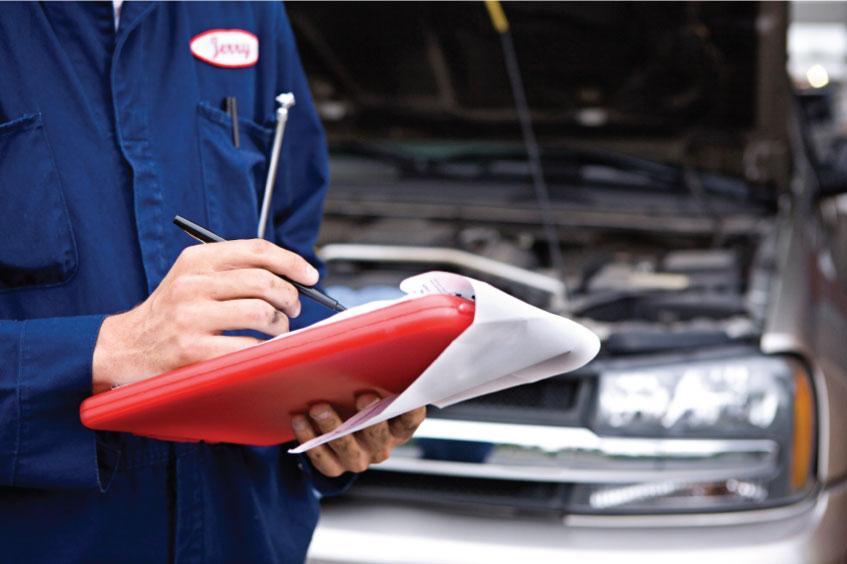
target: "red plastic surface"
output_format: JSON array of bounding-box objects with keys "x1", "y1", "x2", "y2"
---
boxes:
[{"x1": 80, "y1": 295, "x2": 474, "y2": 446}]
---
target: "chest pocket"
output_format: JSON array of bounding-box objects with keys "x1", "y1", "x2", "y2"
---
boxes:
[
  {"x1": 0, "y1": 113, "x2": 77, "y2": 290},
  {"x1": 196, "y1": 103, "x2": 276, "y2": 240}
]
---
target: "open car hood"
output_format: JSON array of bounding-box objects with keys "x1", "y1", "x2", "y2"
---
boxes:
[{"x1": 287, "y1": 1, "x2": 791, "y2": 189}]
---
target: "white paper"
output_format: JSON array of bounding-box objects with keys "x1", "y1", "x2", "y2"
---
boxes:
[{"x1": 289, "y1": 271, "x2": 600, "y2": 453}]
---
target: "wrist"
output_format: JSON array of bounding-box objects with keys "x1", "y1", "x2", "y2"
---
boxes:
[{"x1": 92, "y1": 313, "x2": 127, "y2": 394}]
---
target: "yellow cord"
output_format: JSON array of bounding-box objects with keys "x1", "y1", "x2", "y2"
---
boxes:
[{"x1": 485, "y1": 0, "x2": 509, "y2": 34}]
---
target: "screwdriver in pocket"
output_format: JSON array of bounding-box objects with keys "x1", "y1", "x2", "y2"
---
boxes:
[
  {"x1": 172, "y1": 215, "x2": 346, "y2": 313},
  {"x1": 257, "y1": 92, "x2": 295, "y2": 240}
]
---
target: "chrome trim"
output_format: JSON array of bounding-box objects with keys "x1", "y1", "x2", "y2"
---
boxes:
[
  {"x1": 413, "y1": 418, "x2": 777, "y2": 459},
  {"x1": 370, "y1": 419, "x2": 779, "y2": 484},
  {"x1": 562, "y1": 496, "x2": 820, "y2": 528},
  {"x1": 373, "y1": 453, "x2": 775, "y2": 484},
  {"x1": 318, "y1": 243, "x2": 566, "y2": 308}
]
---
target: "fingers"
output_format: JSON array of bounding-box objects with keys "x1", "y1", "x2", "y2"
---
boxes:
[
  {"x1": 388, "y1": 406, "x2": 427, "y2": 444},
  {"x1": 185, "y1": 299, "x2": 290, "y2": 336},
  {"x1": 291, "y1": 415, "x2": 345, "y2": 478},
  {"x1": 290, "y1": 394, "x2": 420, "y2": 478},
  {"x1": 309, "y1": 403, "x2": 370, "y2": 473},
  {"x1": 180, "y1": 239, "x2": 319, "y2": 286},
  {"x1": 109, "y1": 239, "x2": 317, "y2": 387},
  {"x1": 354, "y1": 393, "x2": 392, "y2": 464},
  {"x1": 197, "y1": 269, "x2": 301, "y2": 318}
]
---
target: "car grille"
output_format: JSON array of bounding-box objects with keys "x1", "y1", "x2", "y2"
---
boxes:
[
  {"x1": 427, "y1": 372, "x2": 592, "y2": 426},
  {"x1": 340, "y1": 370, "x2": 596, "y2": 515},
  {"x1": 345, "y1": 472, "x2": 575, "y2": 514}
]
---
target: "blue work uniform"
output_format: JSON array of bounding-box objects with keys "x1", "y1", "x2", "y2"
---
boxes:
[{"x1": 0, "y1": 2, "x2": 348, "y2": 562}]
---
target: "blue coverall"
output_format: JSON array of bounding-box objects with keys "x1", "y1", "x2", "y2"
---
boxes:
[{"x1": 0, "y1": 2, "x2": 348, "y2": 561}]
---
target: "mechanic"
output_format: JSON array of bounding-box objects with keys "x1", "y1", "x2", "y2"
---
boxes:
[{"x1": 0, "y1": 3, "x2": 424, "y2": 562}]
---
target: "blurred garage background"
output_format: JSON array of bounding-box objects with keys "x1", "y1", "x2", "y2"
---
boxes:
[{"x1": 284, "y1": 2, "x2": 847, "y2": 563}]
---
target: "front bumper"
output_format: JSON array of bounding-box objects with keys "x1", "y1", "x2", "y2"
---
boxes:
[{"x1": 307, "y1": 479, "x2": 847, "y2": 564}]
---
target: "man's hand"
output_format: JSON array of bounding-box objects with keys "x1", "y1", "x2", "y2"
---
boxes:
[
  {"x1": 92, "y1": 239, "x2": 318, "y2": 393},
  {"x1": 292, "y1": 392, "x2": 426, "y2": 476}
]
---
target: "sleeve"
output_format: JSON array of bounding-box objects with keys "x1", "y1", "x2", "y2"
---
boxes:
[
  {"x1": 270, "y1": 3, "x2": 332, "y2": 332},
  {"x1": 271, "y1": 4, "x2": 356, "y2": 496},
  {"x1": 296, "y1": 453, "x2": 357, "y2": 498},
  {"x1": 0, "y1": 315, "x2": 120, "y2": 491}
]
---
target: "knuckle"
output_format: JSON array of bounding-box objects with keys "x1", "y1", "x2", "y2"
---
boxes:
[
  {"x1": 281, "y1": 283, "x2": 297, "y2": 306},
  {"x1": 366, "y1": 425, "x2": 389, "y2": 445},
  {"x1": 177, "y1": 245, "x2": 197, "y2": 263},
  {"x1": 352, "y1": 457, "x2": 370, "y2": 473},
  {"x1": 263, "y1": 275, "x2": 296, "y2": 312},
  {"x1": 276, "y1": 314, "x2": 289, "y2": 332},
  {"x1": 171, "y1": 275, "x2": 198, "y2": 299},
  {"x1": 172, "y1": 305, "x2": 194, "y2": 331},
  {"x1": 282, "y1": 253, "x2": 299, "y2": 272},
  {"x1": 333, "y1": 439, "x2": 352, "y2": 454},
  {"x1": 323, "y1": 467, "x2": 342, "y2": 478},
  {"x1": 378, "y1": 432, "x2": 393, "y2": 448},
  {"x1": 391, "y1": 425, "x2": 415, "y2": 442},
  {"x1": 174, "y1": 332, "x2": 194, "y2": 354},
  {"x1": 249, "y1": 302, "x2": 275, "y2": 325},
  {"x1": 404, "y1": 416, "x2": 422, "y2": 432},
  {"x1": 395, "y1": 433, "x2": 413, "y2": 446},
  {"x1": 249, "y1": 238, "x2": 272, "y2": 256},
  {"x1": 172, "y1": 335, "x2": 197, "y2": 365},
  {"x1": 264, "y1": 304, "x2": 279, "y2": 324},
  {"x1": 394, "y1": 420, "x2": 413, "y2": 435},
  {"x1": 308, "y1": 453, "x2": 341, "y2": 478},
  {"x1": 262, "y1": 271, "x2": 280, "y2": 292}
]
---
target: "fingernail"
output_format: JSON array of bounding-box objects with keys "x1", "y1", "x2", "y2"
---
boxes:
[
  {"x1": 310, "y1": 405, "x2": 332, "y2": 420},
  {"x1": 305, "y1": 265, "x2": 319, "y2": 284},
  {"x1": 356, "y1": 395, "x2": 379, "y2": 410},
  {"x1": 292, "y1": 416, "x2": 307, "y2": 430}
]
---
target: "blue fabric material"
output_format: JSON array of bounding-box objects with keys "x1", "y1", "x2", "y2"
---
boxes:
[{"x1": 0, "y1": 2, "x2": 351, "y2": 562}]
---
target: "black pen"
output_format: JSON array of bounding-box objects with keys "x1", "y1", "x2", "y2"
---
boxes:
[
  {"x1": 225, "y1": 96, "x2": 240, "y2": 148},
  {"x1": 173, "y1": 215, "x2": 346, "y2": 313}
]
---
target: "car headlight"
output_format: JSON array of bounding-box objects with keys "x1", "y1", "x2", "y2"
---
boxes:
[{"x1": 571, "y1": 354, "x2": 816, "y2": 513}]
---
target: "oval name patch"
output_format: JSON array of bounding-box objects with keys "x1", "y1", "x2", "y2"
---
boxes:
[{"x1": 190, "y1": 29, "x2": 259, "y2": 68}]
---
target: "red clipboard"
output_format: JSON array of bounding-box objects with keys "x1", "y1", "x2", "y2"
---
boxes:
[{"x1": 80, "y1": 294, "x2": 475, "y2": 446}]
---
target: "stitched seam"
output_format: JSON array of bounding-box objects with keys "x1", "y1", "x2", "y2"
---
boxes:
[
  {"x1": 94, "y1": 443, "x2": 122, "y2": 493},
  {"x1": 0, "y1": 112, "x2": 41, "y2": 137},
  {"x1": 39, "y1": 114, "x2": 81, "y2": 284},
  {"x1": 10, "y1": 322, "x2": 24, "y2": 486},
  {"x1": 196, "y1": 110, "x2": 213, "y2": 228},
  {"x1": 0, "y1": 118, "x2": 80, "y2": 295}
]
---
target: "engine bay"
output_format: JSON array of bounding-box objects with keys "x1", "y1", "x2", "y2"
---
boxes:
[{"x1": 319, "y1": 210, "x2": 777, "y2": 359}]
